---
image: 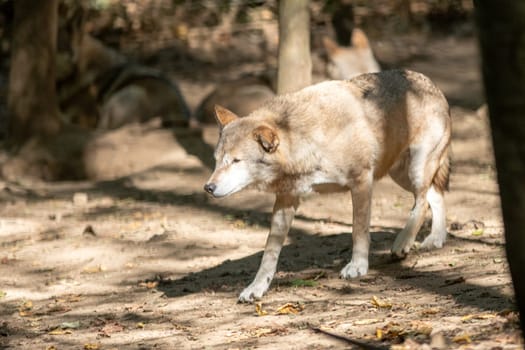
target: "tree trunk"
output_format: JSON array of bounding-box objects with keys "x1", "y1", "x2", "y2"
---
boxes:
[
  {"x1": 7, "y1": 0, "x2": 61, "y2": 146},
  {"x1": 475, "y1": 0, "x2": 525, "y2": 337},
  {"x1": 277, "y1": 0, "x2": 311, "y2": 94}
]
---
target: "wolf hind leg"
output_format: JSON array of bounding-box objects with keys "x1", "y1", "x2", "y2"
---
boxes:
[
  {"x1": 391, "y1": 193, "x2": 429, "y2": 257},
  {"x1": 421, "y1": 152, "x2": 450, "y2": 249},
  {"x1": 421, "y1": 150, "x2": 449, "y2": 249},
  {"x1": 390, "y1": 143, "x2": 436, "y2": 257},
  {"x1": 390, "y1": 135, "x2": 449, "y2": 256},
  {"x1": 420, "y1": 185, "x2": 447, "y2": 249}
]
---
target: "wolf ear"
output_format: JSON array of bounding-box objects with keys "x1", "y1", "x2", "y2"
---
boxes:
[
  {"x1": 351, "y1": 28, "x2": 370, "y2": 49},
  {"x1": 322, "y1": 36, "x2": 340, "y2": 57},
  {"x1": 214, "y1": 105, "x2": 239, "y2": 128},
  {"x1": 253, "y1": 125, "x2": 279, "y2": 153}
]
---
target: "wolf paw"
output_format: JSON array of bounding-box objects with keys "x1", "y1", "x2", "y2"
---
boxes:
[
  {"x1": 391, "y1": 235, "x2": 415, "y2": 258},
  {"x1": 238, "y1": 283, "x2": 268, "y2": 303},
  {"x1": 340, "y1": 258, "x2": 369, "y2": 279},
  {"x1": 420, "y1": 234, "x2": 445, "y2": 250}
]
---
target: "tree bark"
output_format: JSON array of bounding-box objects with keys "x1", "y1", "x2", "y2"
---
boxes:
[
  {"x1": 7, "y1": 0, "x2": 61, "y2": 146},
  {"x1": 475, "y1": 0, "x2": 525, "y2": 337},
  {"x1": 277, "y1": 0, "x2": 311, "y2": 94}
]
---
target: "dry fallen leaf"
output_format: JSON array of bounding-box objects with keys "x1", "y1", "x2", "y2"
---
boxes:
[
  {"x1": 420, "y1": 307, "x2": 441, "y2": 316},
  {"x1": 255, "y1": 302, "x2": 268, "y2": 316},
  {"x1": 453, "y1": 333, "x2": 472, "y2": 344},
  {"x1": 18, "y1": 300, "x2": 34, "y2": 317},
  {"x1": 371, "y1": 295, "x2": 392, "y2": 309},
  {"x1": 253, "y1": 327, "x2": 274, "y2": 337},
  {"x1": 99, "y1": 322, "x2": 125, "y2": 337},
  {"x1": 275, "y1": 302, "x2": 304, "y2": 315},
  {"x1": 139, "y1": 281, "x2": 158, "y2": 289},
  {"x1": 410, "y1": 321, "x2": 432, "y2": 337},
  {"x1": 48, "y1": 328, "x2": 73, "y2": 335},
  {"x1": 376, "y1": 321, "x2": 432, "y2": 342},
  {"x1": 254, "y1": 328, "x2": 277, "y2": 338},
  {"x1": 82, "y1": 265, "x2": 104, "y2": 274},
  {"x1": 376, "y1": 328, "x2": 384, "y2": 340},
  {"x1": 376, "y1": 322, "x2": 403, "y2": 341}
]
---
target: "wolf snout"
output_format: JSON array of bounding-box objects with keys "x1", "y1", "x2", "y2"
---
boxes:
[{"x1": 204, "y1": 183, "x2": 217, "y2": 195}]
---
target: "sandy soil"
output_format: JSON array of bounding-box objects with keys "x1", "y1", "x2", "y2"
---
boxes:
[{"x1": 0, "y1": 35, "x2": 523, "y2": 349}]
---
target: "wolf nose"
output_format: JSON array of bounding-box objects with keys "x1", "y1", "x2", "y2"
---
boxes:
[{"x1": 204, "y1": 183, "x2": 216, "y2": 195}]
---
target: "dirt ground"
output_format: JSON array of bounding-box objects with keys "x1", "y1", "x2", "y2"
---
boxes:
[{"x1": 0, "y1": 34, "x2": 523, "y2": 349}]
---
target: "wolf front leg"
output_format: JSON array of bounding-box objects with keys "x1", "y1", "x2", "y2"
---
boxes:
[
  {"x1": 238, "y1": 194, "x2": 299, "y2": 303},
  {"x1": 340, "y1": 172, "x2": 373, "y2": 278}
]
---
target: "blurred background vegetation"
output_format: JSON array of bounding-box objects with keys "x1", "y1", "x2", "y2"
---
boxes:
[
  {"x1": 0, "y1": 0, "x2": 475, "y2": 130},
  {"x1": 0, "y1": 0, "x2": 476, "y2": 182}
]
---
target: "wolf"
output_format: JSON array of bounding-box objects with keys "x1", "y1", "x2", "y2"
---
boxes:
[
  {"x1": 194, "y1": 75, "x2": 275, "y2": 124},
  {"x1": 58, "y1": 30, "x2": 190, "y2": 129},
  {"x1": 204, "y1": 70, "x2": 451, "y2": 303},
  {"x1": 323, "y1": 28, "x2": 381, "y2": 80}
]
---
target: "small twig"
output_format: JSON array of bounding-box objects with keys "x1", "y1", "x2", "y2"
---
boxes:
[{"x1": 309, "y1": 324, "x2": 389, "y2": 350}]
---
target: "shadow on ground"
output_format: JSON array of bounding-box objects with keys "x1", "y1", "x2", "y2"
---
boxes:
[{"x1": 154, "y1": 224, "x2": 511, "y2": 313}]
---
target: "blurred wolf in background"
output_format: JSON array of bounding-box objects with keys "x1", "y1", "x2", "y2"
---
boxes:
[
  {"x1": 195, "y1": 28, "x2": 380, "y2": 125},
  {"x1": 57, "y1": 5, "x2": 190, "y2": 130},
  {"x1": 193, "y1": 75, "x2": 275, "y2": 125},
  {"x1": 322, "y1": 28, "x2": 381, "y2": 80}
]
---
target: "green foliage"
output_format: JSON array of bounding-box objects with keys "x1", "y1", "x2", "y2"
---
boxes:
[{"x1": 290, "y1": 279, "x2": 318, "y2": 287}]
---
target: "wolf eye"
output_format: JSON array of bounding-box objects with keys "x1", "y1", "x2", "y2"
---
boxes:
[{"x1": 232, "y1": 158, "x2": 241, "y2": 163}]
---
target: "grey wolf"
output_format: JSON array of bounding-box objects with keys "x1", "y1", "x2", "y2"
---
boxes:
[
  {"x1": 194, "y1": 76, "x2": 275, "y2": 124},
  {"x1": 58, "y1": 31, "x2": 190, "y2": 129},
  {"x1": 204, "y1": 70, "x2": 451, "y2": 303},
  {"x1": 323, "y1": 28, "x2": 381, "y2": 79}
]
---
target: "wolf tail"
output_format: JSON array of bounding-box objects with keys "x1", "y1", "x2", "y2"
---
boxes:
[{"x1": 432, "y1": 147, "x2": 450, "y2": 193}]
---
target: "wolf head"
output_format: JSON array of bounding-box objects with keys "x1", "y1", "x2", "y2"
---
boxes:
[
  {"x1": 323, "y1": 28, "x2": 380, "y2": 80},
  {"x1": 204, "y1": 105, "x2": 280, "y2": 198}
]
